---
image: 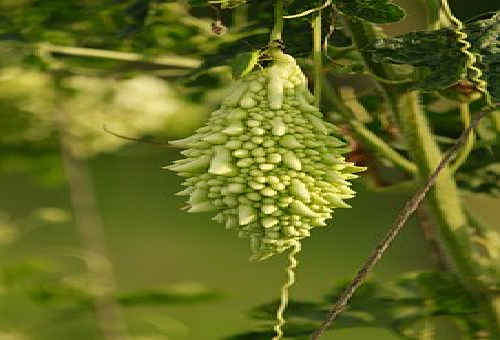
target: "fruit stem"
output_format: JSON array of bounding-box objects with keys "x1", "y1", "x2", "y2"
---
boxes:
[{"x1": 270, "y1": 0, "x2": 284, "y2": 44}]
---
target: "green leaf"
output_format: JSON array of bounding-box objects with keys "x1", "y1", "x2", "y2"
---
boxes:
[
  {"x1": 224, "y1": 330, "x2": 276, "y2": 340},
  {"x1": 333, "y1": 0, "x2": 406, "y2": 24},
  {"x1": 118, "y1": 282, "x2": 220, "y2": 305},
  {"x1": 230, "y1": 51, "x2": 260, "y2": 79},
  {"x1": 227, "y1": 271, "x2": 488, "y2": 339},
  {"x1": 366, "y1": 13, "x2": 500, "y2": 99},
  {"x1": 2, "y1": 260, "x2": 93, "y2": 308}
]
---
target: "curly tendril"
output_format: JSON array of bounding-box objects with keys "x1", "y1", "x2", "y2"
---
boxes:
[
  {"x1": 441, "y1": 0, "x2": 493, "y2": 107},
  {"x1": 272, "y1": 241, "x2": 301, "y2": 340}
]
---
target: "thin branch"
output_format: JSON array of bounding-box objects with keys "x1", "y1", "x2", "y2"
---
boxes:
[
  {"x1": 309, "y1": 107, "x2": 495, "y2": 340},
  {"x1": 39, "y1": 43, "x2": 201, "y2": 69},
  {"x1": 101, "y1": 124, "x2": 180, "y2": 149}
]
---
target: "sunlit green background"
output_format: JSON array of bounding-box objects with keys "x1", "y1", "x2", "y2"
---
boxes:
[{"x1": 0, "y1": 1, "x2": 498, "y2": 339}]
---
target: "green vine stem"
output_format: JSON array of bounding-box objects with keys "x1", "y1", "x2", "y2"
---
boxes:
[
  {"x1": 312, "y1": 11, "x2": 322, "y2": 107},
  {"x1": 449, "y1": 101, "x2": 474, "y2": 172},
  {"x1": 339, "y1": 17, "x2": 500, "y2": 338},
  {"x1": 339, "y1": 86, "x2": 372, "y2": 123},
  {"x1": 390, "y1": 91, "x2": 500, "y2": 338},
  {"x1": 320, "y1": 76, "x2": 418, "y2": 174},
  {"x1": 416, "y1": 206, "x2": 449, "y2": 270},
  {"x1": 390, "y1": 92, "x2": 473, "y2": 268}
]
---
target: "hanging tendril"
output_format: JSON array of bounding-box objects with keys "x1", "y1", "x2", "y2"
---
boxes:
[{"x1": 272, "y1": 241, "x2": 301, "y2": 340}]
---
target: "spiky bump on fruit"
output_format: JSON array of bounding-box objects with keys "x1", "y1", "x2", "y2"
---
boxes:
[{"x1": 166, "y1": 52, "x2": 366, "y2": 261}]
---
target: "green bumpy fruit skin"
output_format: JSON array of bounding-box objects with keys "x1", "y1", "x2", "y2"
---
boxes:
[{"x1": 167, "y1": 52, "x2": 366, "y2": 261}]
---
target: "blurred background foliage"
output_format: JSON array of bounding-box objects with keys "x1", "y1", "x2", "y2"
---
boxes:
[{"x1": 0, "y1": 0, "x2": 499, "y2": 339}]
